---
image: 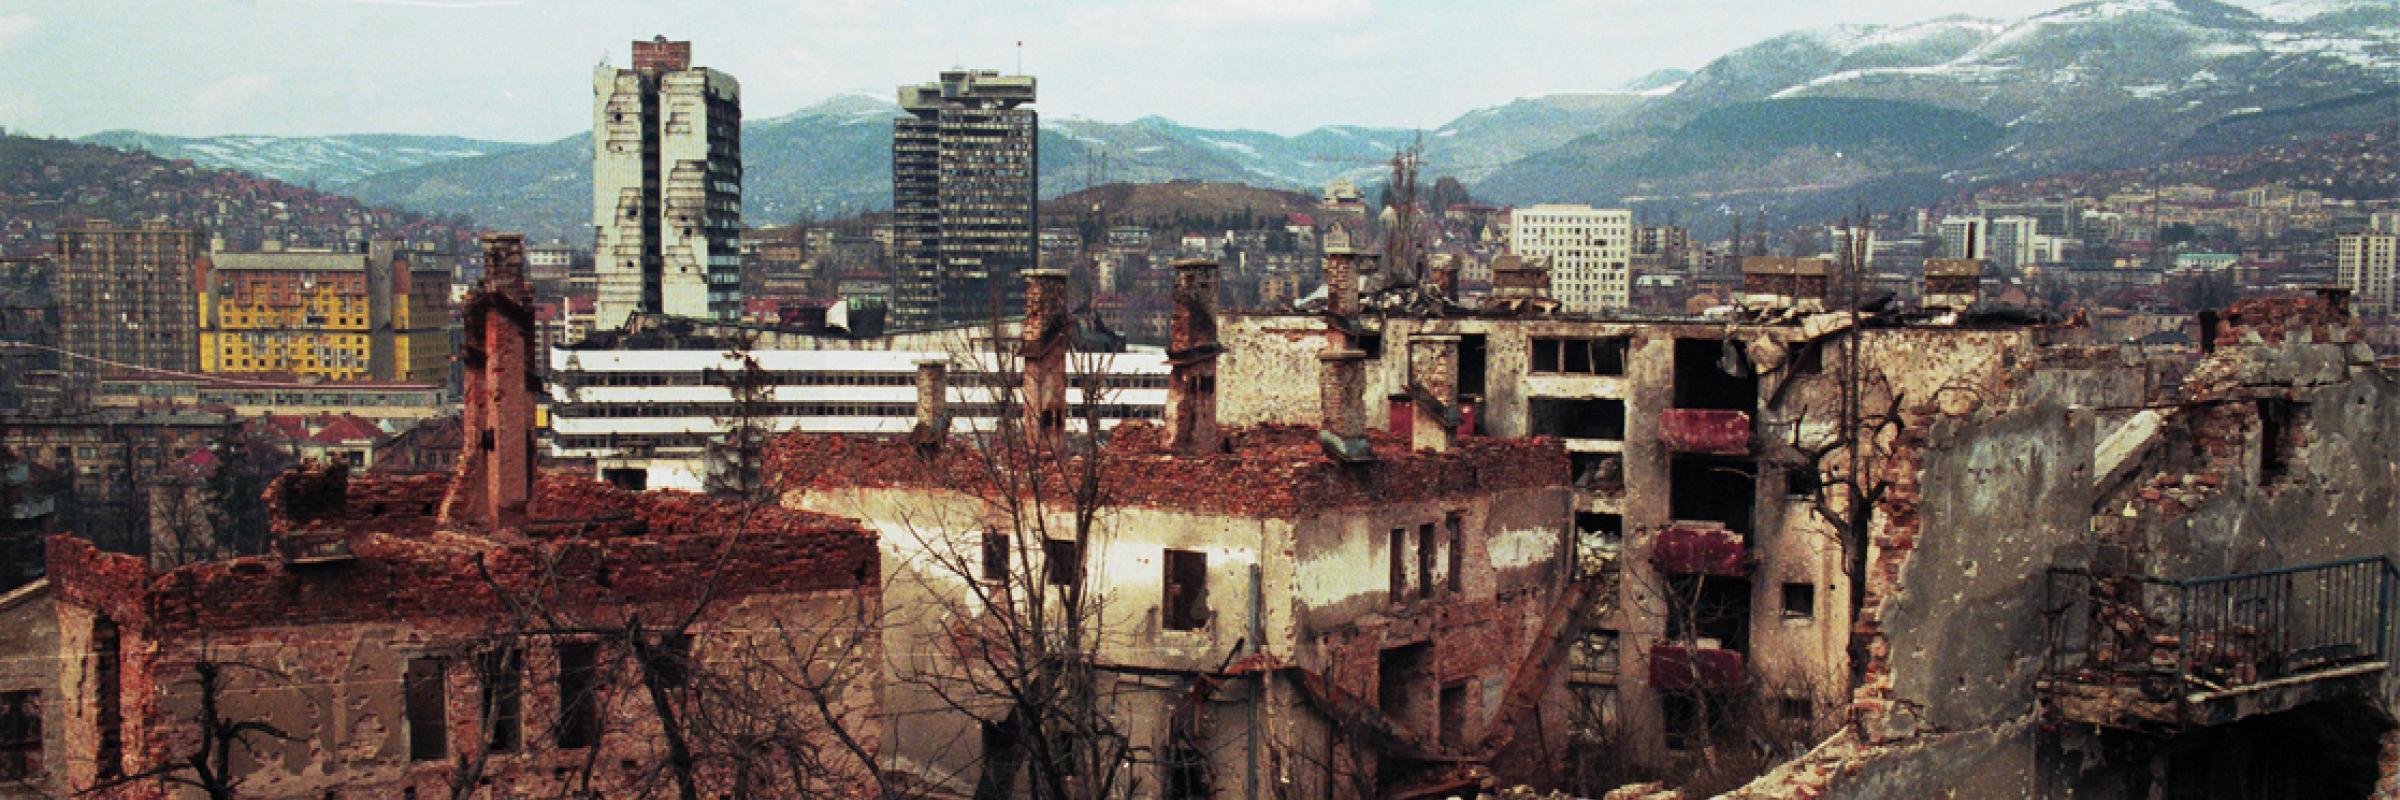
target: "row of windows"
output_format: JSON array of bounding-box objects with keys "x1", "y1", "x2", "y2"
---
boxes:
[
  {"x1": 560, "y1": 370, "x2": 1168, "y2": 390},
  {"x1": 560, "y1": 402, "x2": 1163, "y2": 420}
]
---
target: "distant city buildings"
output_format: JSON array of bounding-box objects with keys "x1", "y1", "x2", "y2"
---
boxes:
[
  {"x1": 1509, "y1": 204, "x2": 1633, "y2": 312},
  {"x1": 2339, "y1": 231, "x2": 2398, "y2": 316},
  {"x1": 592, "y1": 36, "x2": 743, "y2": 329},
  {"x1": 1937, "y1": 215, "x2": 1988, "y2": 262},
  {"x1": 199, "y1": 240, "x2": 453, "y2": 383},
  {"x1": 892, "y1": 69, "x2": 1038, "y2": 329},
  {"x1": 55, "y1": 219, "x2": 203, "y2": 376},
  {"x1": 1986, "y1": 215, "x2": 2039, "y2": 271}
]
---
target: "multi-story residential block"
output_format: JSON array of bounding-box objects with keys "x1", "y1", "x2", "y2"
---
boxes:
[
  {"x1": 2338, "y1": 231, "x2": 2398, "y2": 316},
  {"x1": 198, "y1": 240, "x2": 452, "y2": 383},
  {"x1": 1509, "y1": 204, "x2": 1633, "y2": 312},
  {"x1": 892, "y1": 69, "x2": 1037, "y2": 329},
  {"x1": 1986, "y1": 215, "x2": 2039, "y2": 271},
  {"x1": 1938, "y1": 215, "x2": 1988, "y2": 261},
  {"x1": 592, "y1": 36, "x2": 743, "y2": 329},
  {"x1": 54, "y1": 219, "x2": 202, "y2": 376}
]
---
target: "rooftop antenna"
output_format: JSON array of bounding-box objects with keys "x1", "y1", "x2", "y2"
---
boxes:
[{"x1": 1015, "y1": 40, "x2": 1023, "y2": 75}]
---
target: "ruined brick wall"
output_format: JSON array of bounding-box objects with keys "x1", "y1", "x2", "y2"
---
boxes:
[{"x1": 44, "y1": 470, "x2": 883, "y2": 799}]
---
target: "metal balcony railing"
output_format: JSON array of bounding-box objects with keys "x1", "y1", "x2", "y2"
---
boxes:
[{"x1": 2043, "y1": 556, "x2": 2397, "y2": 693}]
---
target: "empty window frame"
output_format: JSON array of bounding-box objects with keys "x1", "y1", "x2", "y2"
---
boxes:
[
  {"x1": 403, "y1": 657, "x2": 448, "y2": 761},
  {"x1": 1527, "y1": 397, "x2": 1625, "y2": 440},
  {"x1": 1529, "y1": 337, "x2": 1628, "y2": 375},
  {"x1": 0, "y1": 690, "x2": 37, "y2": 782},
  {"x1": 1782, "y1": 582, "x2": 1817, "y2": 620},
  {"x1": 556, "y1": 643, "x2": 601, "y2": 749},
  {"x1": 477, "y1": 648, "x2": 524, "y2": 753},
  {"x1": 1162, "y1": 549, "x2": 1208, "y2": 631},
  {"x1": 1044, "y1": 538, "x2": 1083, "y2": 587},
  {"x1": 1389, "y1": 528, "x2": 1410, "y2": 601}
]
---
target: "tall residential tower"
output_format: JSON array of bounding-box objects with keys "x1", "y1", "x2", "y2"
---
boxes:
[
  {"x1": 592, "y1": 36, "x2": 743, "y2": 329},
  {"x1": 55, "y1": 219, "x2": 203, "y2": 375},
  {"x1": 1508, "y1": 204, "x2": 1633, "y2": 312},
  {"x1": 893, "y1": 69, "x2": 1038, "y2": 329}
]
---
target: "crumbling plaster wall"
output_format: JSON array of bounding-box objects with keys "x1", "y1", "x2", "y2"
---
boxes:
[
  {"x1": 0, "y1": 583, "x2": 60, "y2": 799},
  {"x1": 793, "y1": 479, "x2": 1576, "y2": 798}
]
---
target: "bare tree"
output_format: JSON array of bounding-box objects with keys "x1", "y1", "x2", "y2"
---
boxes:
[{"x1": 79, "y1": 643, "x2": 300, "y2": 800}]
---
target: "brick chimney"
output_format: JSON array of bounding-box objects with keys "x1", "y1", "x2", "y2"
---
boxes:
[
  {"x1": 1922, "y1": 258, "x2": 1982, "y2": 311},
  {"x1": 1021, "y1": 268, "x2": 1070, "y2": 448},
  {"x1": 1324, "y1": 244, "x2": 1363, "y2": 322},
  {"x1": 1318, "y1": 347, "x2": 1371, "y2": 462},
  {"x1": 1166, "y1": 259, "x2": 1223, "y2": 454},
  {"x1": 1408, "y1": 333, "x2": 1461, "y2": 453},
  {"x1": 443, "y1": 233, "x2": 539, "y2": 530},
  {"x1": 911, "y1": 358, "x2": 949, "y2": 449}
]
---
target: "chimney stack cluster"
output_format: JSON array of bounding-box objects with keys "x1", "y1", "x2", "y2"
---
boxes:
[
  {"x1": 1166, "y1": 259, "x2": 1222, "y2": 454},
  {"x1": 1317, "y1": 246, "x2": 1375, "y2": 461}
]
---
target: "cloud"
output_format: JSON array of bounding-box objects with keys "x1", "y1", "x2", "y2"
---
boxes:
[
  {"x1": 193, "y1": 73, "x2": 279, "y2": 116},
  {"x1": 0, "y1": 14, "x2": 37, "y2": 56},
  {"x1": 1162, "y1": 0, "x2": 1372, "y2": 27}
]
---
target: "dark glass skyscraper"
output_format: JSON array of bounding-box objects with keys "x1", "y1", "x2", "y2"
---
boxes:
[{"x1": 892, "y1": 69, "x2": 1037, "y2": 329}]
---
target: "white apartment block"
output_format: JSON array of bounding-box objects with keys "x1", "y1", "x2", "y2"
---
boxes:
[
  {"x1": 592, "y1": 37, "x2": 744, "y2": 330},
  {"x1": 1939, "y1": 216, "x2": 1989, "y2": 261},
  {"x1": 1987, "y1": 215, "x2": 2039, "y2": 270},
  {"x1": 1509, "y1": 204, "x2": 1633, "y2": 312},
  {"x1": 548, "y1": 347, "x2": 1169, "y2": 492},
  {"x1": 2338, "y1": 232, "x2": 2399, "y2": 317}
]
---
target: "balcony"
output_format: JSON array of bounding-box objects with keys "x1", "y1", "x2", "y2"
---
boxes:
[
  {"x1": 2038, "y1": 556, "x2": 2396, "y2": 731},
  {"x1": 1652, "y1": 523, "x2": 1748, "y2": 577},
  {"x1": 1650, "y1": 644, "x2": 1745, "y2": 693},
  {"x1": 1658, "y1": 409, "x2": 1751, "y2": 456}
]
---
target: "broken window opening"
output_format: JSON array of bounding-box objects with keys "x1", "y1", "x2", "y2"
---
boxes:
[
  {"x1": 1782, "y1": 582, "x2": 1816, "y2": 620},
  {"x1": 1389, "y1": 527, "x2": 1410, "y2": 601},
  {"x1": 93, "y1": 618, "x2": 122, "y2": 779},
  {"x1": 601, "y1": 467, "x2": 646, "y2": 491},
  {"x1": 982, "y1": 531, "x2": 1010, "y2": 584},
  {"x1": 1673, "y1": 338, "x2": 1757, "y2": 413},
  {"x1": 2257, "y1": 398, "x2": 2303, "y2": 484},
  {"x1": 1162, "y1": 549, "x2": 1209, "y2": 631},
  {"x1": 1779, "y1": 696, "x2": 1814, "y2": 723},
  {"x1": 1530, "y1": 337, "x2": 1628, "y2": 376},
  {"x1": 404, "y1": 657, "x2": 448, "y2": 761},
  {"x1": 1044, "y1": 538, "x2": 1083, "y2": 587},
  {"x1": 1570, "y1": 453, "x2": 1624, "y2": 493},
  {"x1": 1161, "y1": 733, "x2": 1212, "y2": 800},
  {"x1": 1671, "y1": 455, "x2": 1757, "y2": 535},
  {"x1": 1661, "y1": 692, "x2": 1732, "y2": 752},
  {"x1": 477, "y1": 647, "x2": 524, "y2": 753},
  {"x1": 1528, "y1": 397, "x2": 1625, "y2": 441},
  {"x1": 1355, "y1": 333, "x2": 1382, "y2": 359},
  {"x1": 1784, "y1": 464, "x2": 1824, "y2": 498},
  {"x1": 1666, "y1": 574, "x2": 1752, "y2": 653},
  {"x1": 556, "y1": 642, "x2": 601, "y2": 749},
  {"x1": 1438, "y1": 682, "x2": 1469, "y2": 750},
  {"x1": 1576, "y1": 512, "x2": 1624, "y2": 552},
  {"x1": 1418, "y1": 523, "x2": 1438, "y2": 600},
  {"x1": 0, "y1": 690, "x2": 37, "y2": 782},
  {"x1": 1377, "y1": 642, "x2": 1434, "y2": 754},
  {"x1": 1458, "y1": 334, "x2": 1488, "y2": 400},
  {"x1": 1445, "y1": 512, "x2": 1465, "y2": 595}
]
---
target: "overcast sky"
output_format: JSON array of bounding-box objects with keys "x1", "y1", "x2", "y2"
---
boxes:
[{"x1": 1, "y1": 0, "x2": 2093, "y2": 142}]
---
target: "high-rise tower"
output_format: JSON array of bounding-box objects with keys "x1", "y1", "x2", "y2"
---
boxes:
[
  {"x1": 893, "y1": 69, "x2": 1037, "y2": 329},
  {"x1": 592, "y1": 36, "x2": 743, "y2": 330}
]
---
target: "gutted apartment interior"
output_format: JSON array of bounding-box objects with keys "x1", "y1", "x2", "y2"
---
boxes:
[
  {"x1": 1223, "y1": 252, "x2": 2400, "y2": 796},
  {"x1": 773, "y1": 257, "x2": 1588, "y2": 798}
]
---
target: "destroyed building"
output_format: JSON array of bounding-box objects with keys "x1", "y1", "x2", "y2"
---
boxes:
[
  {"x1": 1223, "y1": 250, "x2": 2400, "y2": 796},
  {"x1": 771, "y1": 261, "x2": 1591, "y2": 798},
  {"x1": 24, "y1": 235, "x2": 885, "y2": 799}
]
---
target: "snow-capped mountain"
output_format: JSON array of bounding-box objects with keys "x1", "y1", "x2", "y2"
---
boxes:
[
  {"x1": 76, "y1": 131, "x2": 526, "y2": 188},
  {"x1": 84, "y1": 0, "x2": 2398, "y2": 238}
]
